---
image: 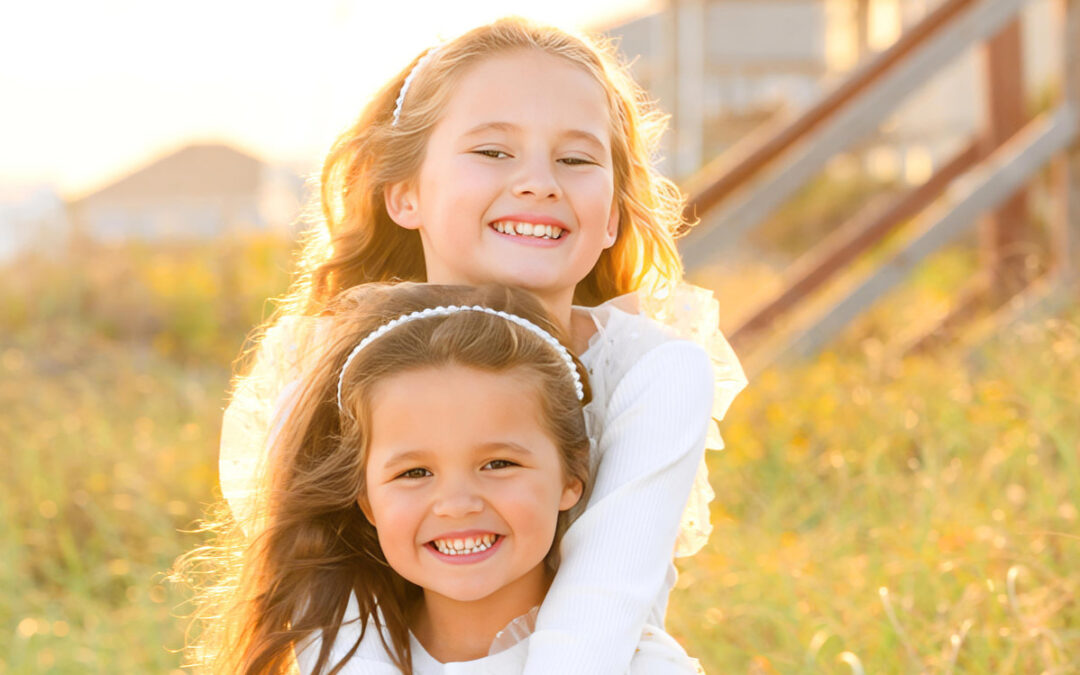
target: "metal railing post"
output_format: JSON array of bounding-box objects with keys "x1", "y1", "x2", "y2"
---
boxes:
[
  {"x1": 980, "y1": 19, "x2": 1031, "y2": 298},
  {"x1": 1058, "y1": 0, "x2": 1080, "y2": 283}
]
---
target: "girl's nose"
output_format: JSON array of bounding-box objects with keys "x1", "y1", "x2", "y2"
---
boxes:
[
  {"x1": 512, "y1": 157, "x2": 562, "y2": 200},
  {"x1": 431, "y1": 480, "x2": 484, "y2": 518}
]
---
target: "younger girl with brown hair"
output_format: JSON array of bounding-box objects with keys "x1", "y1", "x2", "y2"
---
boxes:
[{"x1": 190, "y1": 283, "x2": 703, "y2": 673}]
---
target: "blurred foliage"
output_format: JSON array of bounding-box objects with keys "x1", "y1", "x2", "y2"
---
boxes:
[
  {"x1": 669, "y1": 312, "x2": 1080, "y2": 673},
  {"x1": 1, "y1": 235, "x2": 293, "y2": 673},
  {"x1": 2, "y1": 234, "x2": 1078, "y2": 673},
  {"x1": 0, "y1": 334, "x2": 226, "y2": 673},
  {"x1": 748, "y1": 172, "x2": 900, "y2": 258},
  {"x1": 0, "y1": 235, "x2": 294, "y2": 364}
]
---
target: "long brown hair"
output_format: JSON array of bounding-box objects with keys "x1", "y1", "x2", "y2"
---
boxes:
[
  {"x1": 179, "y1": 283, "x2": 591, "y2": 674},
  {"x1": 282, "y1": 16, "x2": 688, "y2": 318}
]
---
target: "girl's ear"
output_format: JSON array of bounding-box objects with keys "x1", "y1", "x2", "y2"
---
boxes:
[
  {"x1": 357, "y1": 495, "x2": 376, "y2": 526},
  {"x1": 559, "y1": 478, "x2": 584, "y2": 512},
  {"x1": 384, "y1": 181, "x2": 422, "y2": 230},
  {"x1": 603, "y1": 201, "x2": 619, "y2": 249}
]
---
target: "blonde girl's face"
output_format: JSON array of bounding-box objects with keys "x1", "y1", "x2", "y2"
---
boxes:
[
  {"x1": 385, "y1": 49, "x2": 619, "y2": 310},
  {"x1": 360, "y1": 364, "x2": 583, "y2": 605}
]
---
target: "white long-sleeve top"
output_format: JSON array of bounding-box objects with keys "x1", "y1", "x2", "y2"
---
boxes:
[
  {"x1": 295, "y1": 593, "x2": 704, "y2": 674},
  {"x1": 518, "y1": 301, "x2": 720, "y2": 674},
  {"x1": 220, "y1": 285, "x2": 747, "y2": 675}
]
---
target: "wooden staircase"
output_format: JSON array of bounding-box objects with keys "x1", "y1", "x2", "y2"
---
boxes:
[{"x1": 678, "y1": 0, "x2": 1080, "y2": 373}]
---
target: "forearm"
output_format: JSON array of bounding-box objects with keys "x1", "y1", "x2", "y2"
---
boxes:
[{"x1": 524, "y1": 341, "x2": 714, "y2": 675}]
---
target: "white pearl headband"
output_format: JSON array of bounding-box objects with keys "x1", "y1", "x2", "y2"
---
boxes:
[
  {"x1": 336, "y1": 304, "x2": 585, "y2": 412},
  {"x1": 391, "y1": 46, "x2": 440, "y2": 127}
]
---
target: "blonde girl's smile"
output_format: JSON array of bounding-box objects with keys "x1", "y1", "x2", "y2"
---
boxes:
[{"x1": 489, "y1": 215, "x2": 567, "y2": 243}]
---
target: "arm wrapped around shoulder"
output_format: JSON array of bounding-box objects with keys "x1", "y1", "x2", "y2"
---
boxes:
[{"x1": 524, "y1": 339, "x2": 715, "y2": 675}]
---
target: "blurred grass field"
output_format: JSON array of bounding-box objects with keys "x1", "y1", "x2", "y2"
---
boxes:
[{"x1": 2, "y1": 235, "x2": 1077, "y2": 673}]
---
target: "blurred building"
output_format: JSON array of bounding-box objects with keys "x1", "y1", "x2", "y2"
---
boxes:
[
  {"x1": 66, "y1": 143, "x2": 304, "y2": 244},
  {"x1": 606, "y1": 0, "x2": 830, "y2": 178},
  {"x1": 0, "y1": 185, "x2": 69, "y2": 262},
  {"x1": 603, "y1": 0, "x2": 1057, "y2": 182},
  {"x1": 860, "y1": 0, "x2": 1055, "y2": 185}
]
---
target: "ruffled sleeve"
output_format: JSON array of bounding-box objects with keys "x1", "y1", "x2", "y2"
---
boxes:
[
  {"x1": 219, "y1": 314, "x2": 324, "y2": 529},
  {"x1": 640, "y1": 283, "x2": 748, "y2": 557}
]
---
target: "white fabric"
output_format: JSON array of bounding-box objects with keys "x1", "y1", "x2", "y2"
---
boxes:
[
  {"x1": 521, "y1": 297, "x2": 732, "y2": 674},
  {"x1": 219, "y1": 314, "x2": 325, "y2": 530},
  {"x1": 638, "y1": 284, "x2": 748, "y2": 557},
  {"x1": 295, "y1": 593, "x2": 704, "y2": 674},
  {"x1": 219, "y1": 282, "x2": 747, "y2": 674}
]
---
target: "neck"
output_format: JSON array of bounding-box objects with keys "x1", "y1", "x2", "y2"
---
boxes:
[
  {"x1": 532, "y1": 287, "x2": 574, "y2": 336},
  {"x1": 412, "y1": 565, "x2": 550, "y2": 663},
  {"x1": 515, "y1": 288, "x2": 597, "y2": 355}
]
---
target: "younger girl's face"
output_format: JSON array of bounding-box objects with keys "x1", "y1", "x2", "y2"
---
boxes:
[
  {"x1": 360, "y1": 364, "x2": 583, "y2": 606},
  {"x1": 386, "y1": 49, "x2": 619, "y2": 310}
]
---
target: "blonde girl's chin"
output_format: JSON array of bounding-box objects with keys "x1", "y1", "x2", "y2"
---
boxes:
[{"x1": 495, "y1": 263, "x2": 585, "y2": 295}]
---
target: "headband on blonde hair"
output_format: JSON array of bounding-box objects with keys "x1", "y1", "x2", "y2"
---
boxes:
[
  {"x1": 336, "y1": 304, "x2": 585, "y2": 411},
  {"x1": 391, "y1": 46, "x2": 440, "y2": 127}
]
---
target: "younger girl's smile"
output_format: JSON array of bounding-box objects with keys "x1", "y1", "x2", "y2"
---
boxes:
[{"x1": 427, "y1": 532, "x2": 504, "y2": 563}]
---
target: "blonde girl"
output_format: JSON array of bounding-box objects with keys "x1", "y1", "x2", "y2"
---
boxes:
[
  {"x1": 192, "y1": 283, "x2": 702, "y2": 673},
  {"x1": 220, "y1": 17, "x2": 746, "y2": 675}
]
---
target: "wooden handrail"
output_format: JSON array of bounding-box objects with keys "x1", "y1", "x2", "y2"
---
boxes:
[
  {"x1": 669, "y1": 0, "x2": 1078, "y2": 363},
  {"x1": 679, "y1": 0, "x2": 1029, "y2": 270},
  {"x1": 682, "y1": 0, "x2": 979, "y2": 221},
  {"x1": 729, "y1": 139, "x2": 981, "y2": 350},
  {"x1": 782, "y1": 108, "x2": 1078, "y2": 360}
]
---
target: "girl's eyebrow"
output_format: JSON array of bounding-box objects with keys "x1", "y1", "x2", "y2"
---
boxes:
[
  {"x1": 560, "y1": 129, "x2": 608, "y2": 153},
  {"x1": 462, "y1": 122, "x2": 607, "y2": 152},
  {"x1": 377, "y1": 442, "x2": 536, "y2": 470},
  {"x1": 477, "y1": 441, "x2": 536, "y2": 457},
  {"x1": 463, "y1": 121, "x2": 518, "y2": 137},
  {"x1": 379, "y1": 448, "x2": 430, "y2": 470}
]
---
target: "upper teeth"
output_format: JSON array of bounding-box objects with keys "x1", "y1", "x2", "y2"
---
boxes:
[
  {"x1": 493, "y1": 221, "x2": 563, "y2": 239},
  {"x1": 432, "y1": 533, "x2": 497, "y2": 556}
]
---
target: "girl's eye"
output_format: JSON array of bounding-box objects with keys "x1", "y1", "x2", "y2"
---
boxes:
[
  {"x1": 559, "y1": 157, "x2": 597, "y2": 166},
  {"x1": 473, "y1": 149, "x2": 510, "y2": 159},
  {"x1": 483, "y1": 459, "x2": 518, "y2": 470},
  {"x1": 397, "y1": 467, "x2": 431, "y2": 479}
]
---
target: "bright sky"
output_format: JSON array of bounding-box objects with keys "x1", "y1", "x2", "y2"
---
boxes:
[{"x1": 0, "y1": 0, "x2": 655, "y2": 198}]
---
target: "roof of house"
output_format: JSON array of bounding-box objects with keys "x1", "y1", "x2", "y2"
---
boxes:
[{"x1": 70, "y1": 143, "x2": 266, "y2": 205}]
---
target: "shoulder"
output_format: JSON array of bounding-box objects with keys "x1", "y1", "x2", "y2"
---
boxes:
[
  {"x1": 265, "y1": 314, "x2": 333, "y2": 373},
  {"x1": 584, "y1": 304, "x2": 712, "y2": 397},
  {"x1": 294, "y1": 595, "x2": 404, "y2": 675},
  {"x1": 588, "y1": 301, "x2": 676, "y2": 351}
]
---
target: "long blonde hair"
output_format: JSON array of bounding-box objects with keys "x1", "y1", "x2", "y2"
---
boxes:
[
  {"x1": 285, "y1": 16, "x2": 688, "y2": 316},
  {"x1": 179, "y1": 283, "x2": 591, "y2": 674}
]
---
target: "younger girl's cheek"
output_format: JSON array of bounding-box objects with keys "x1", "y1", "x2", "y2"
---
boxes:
[{"x1": 506, "y1": 480, "x2": 560, "y2": 517}]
